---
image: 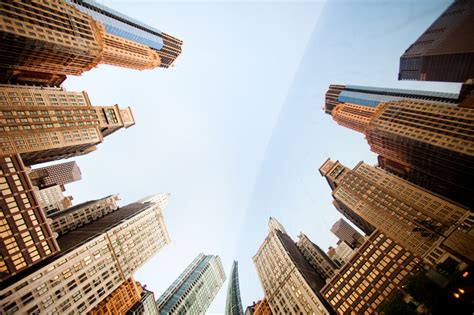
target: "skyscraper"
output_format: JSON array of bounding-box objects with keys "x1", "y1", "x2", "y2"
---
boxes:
[
  {"x1": 127, "y1": 288, "x2": 159, "y2": 315},
  {"x1": 253, "y1": 218, "x2": 335, "y2": 315},
  {"x1": 89, "y1": 276, "x2": 143, "y2": 315},
  {"x1": 321, "y1": 231, "x2": 420, "y2": 313},
  {"x1": 156, "y1": 253, "x2": 226, "y2": 314},
  {"x1": 0, "y1": 154, "x2": 60, "y2": 282},
  {"x1": 0, "y1": 0, "x2": 182, "y2": 86},
  {"x1": 398, "y1": 0, "x2": 474, "y2": 82},
  {"x1": 325, "y1": 94, "x2": 474, "y2": 208},
  {"x1": 33, "y1": 184, "x2": 72, "y2": 216},
  {"x1": 330, "y1": 218, "x2": 364, "y2": 249},
  {"x1": 319, "y1": 159, "x2": 474, "y2": 267},
  {"x1": 296, "y1": 233, "x2": 338, "y2": 281},
  {"x1": 0, "y1": 85, "x2": 135, "y2": 165},
  {"x1": 65, "y1": 0, "x2": 183, "y2": 69},
  {"x1": 49, "y1": 195, "x2": 120, "y2": 235},
  {"x1": 0, "y1": 194, "x2": 171, "y2": 314},
  {"x1": 225, "y1": 261, "x2": 244, "y2": 315},
  {"x1": 324, "y1": 84, "x2": 459, "y2": 115},
  {"x1": 31, "y1": 161, "x2": 82, "y2": 188}
]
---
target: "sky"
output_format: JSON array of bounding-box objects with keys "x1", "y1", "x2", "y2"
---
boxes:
[{"x1": 49, "y1": 0, "x2": 460, "y2": 313}]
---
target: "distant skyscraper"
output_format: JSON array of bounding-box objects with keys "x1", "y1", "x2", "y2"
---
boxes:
[
  {"x1": 325, "y1": 94, "x2": 474, "y2": 208},
  {"x1": 0, "y1": 0, "x2": 182, "y2": 86},
  {"x1": 324, "y1": 84, "x2": 459, "y2": 115},
  {"x1": 330, "y1": 218, "x2": 364, "y2": 249},
  {"x1": 31, "y1": 161, "x2": 82, "y2": 187},
  {"x1": 296, "y1": 233, "x2": 338, "y2": 281},
  {"x1": 156, "y1": 253, "x2": 226, "y2": 314},
  {"x1": 0, "y1": 194, "x2": 171, "y2": 314},
  {"x1": 127, "y1": 288, "x2": 159, "y2": 315},
  {"x1": 319, "y1": 159, "x2": 474, "y2": 267},
  {"x1": 0, "y1": 85, "x2": 135, "y2": 165},
  {"x1": 333, "y1": 240, "x2": 356, "y2": 264},
  {"x1": 33, "y1": 184, "x2": 73, "y2": 216},
  {"x1": 0, "y1": 154, "x2": 60, "y2": 282},
  {"x1": 322, "y1": 231, "x2": 420, "y2": 313},
  {"x1": 253, "y1": 218, "x2": 335, "y2": 315},
  {"x1": 89, "y1": 276, "x2": 143, "y2": 315},
  {"x1": 50, "y1": 195, "x2": 120, "y2": 235},
  {"x1": 398, "y1": 0, "x2": 474, "y2": 82},
  {"x1": 225, "y1": 261, "x2": 243, "y2": 315}
]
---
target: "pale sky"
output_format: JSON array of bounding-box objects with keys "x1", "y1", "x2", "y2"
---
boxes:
[{"x1": 50, "y1": 0, "x2": 459, "y2": 313}]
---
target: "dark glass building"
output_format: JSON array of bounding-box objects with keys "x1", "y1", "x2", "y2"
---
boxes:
[
  {"x1": 398, "y1": 0, "x2": 474, "y2": 83},
  {"x1": 225, "y1": 261, "x2": 244, "y2": 315}
]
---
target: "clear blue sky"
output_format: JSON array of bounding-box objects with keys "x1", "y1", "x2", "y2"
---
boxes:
[{"x1": 57, "y1": 0, "x2": 459, "y2": 313}]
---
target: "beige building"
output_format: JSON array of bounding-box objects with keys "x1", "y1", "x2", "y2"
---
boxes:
[
  {"x1": 33, "y1": 184, "x2": 74, "y2": 216},
  {"x1": 0, "y1": 154, "x2": 60, "y2": 282},
  {"x1": 319, "y1": 159, "x2": 474, "y2": 267},
  {"x1": 253, "y1": 218, "x2": 335, "y2": 315},
  {"x1": 0, "y1": 85, "x2": 134, "y2": 165},
  {"x1": 296, "y1": 233, "x2": 338, "y2": 281},
  {"x1": 321, "y1": 231, "x2": 420, "y2": 314},
  {"x1": 0, "y1": 0, "x2": 183, "y2": 86},
  {"x1": 50, "y1": 195, "x2": 120, "y2": 236},
  {"x1": 0, "y1": 194, "x2": 170, "y2": 314}
]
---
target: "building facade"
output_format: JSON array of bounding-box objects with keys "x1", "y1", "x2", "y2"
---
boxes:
[
  {"x1": 321, "y1": 231, "x2": 420, "y2": 313},
  {"x1": 127, "y1": 288, "x2": 159, "y2": 315},
  {"x1": 324, "y1": 84, "x2": 459, "y2": 115},
  {"x1": 296, "y1": 233, "x2": 338, "y2": 281},
  {"x1": 156, "y1": 253, "x2": 226, "y2": 314},
  {"x1": 89, "y1": 276, "x2": 143, "y2": 315},
  {"x1": 253, "y1": 218, "x2": 335, "y2": 315},
  {"x1": 330, "y1": 218, "x2": 364, "y2": 249},
  {"x1": 366, "y1": 100, "x2": 474, "y2": 208},
  {"x1": 334, "y1": 241, "x2": 356, "y2": 265},
  {"x1": 49, "y1": 195, "x2": 120, "y2": 236},
  {"x1": 0, "y1": 154, "x2": 60, "y2": 282},
  {"x1": 65, "y1": 0, "x2": 183, "y2": 69},
  {"x1": 0, "y1": 85, "x2": 135, "y2": 165},
  {"x1": 253, "y1": 299, "x2": 272, "y2": 315},
  {"x1": 0, "y1": 194, "x2": 170, "y2": 314},
  {"x1": 0, "y1": 0, "x2": 182, "y2": 86},
  {"x1": 319, "y1": 159, "x2": 474, "y2": 267},
  {"x1": 33, "y1": 184, "x2": 72, "y2": 216},
  {"x1": 225, "y1": 261, "x2": 244, "y2": 315},
  {"x1": 31, "y1": 161, "x2": 82, "y2": 187},
  {"x1": 398, "y1": 0, "x2": 474, "y2": 82}
]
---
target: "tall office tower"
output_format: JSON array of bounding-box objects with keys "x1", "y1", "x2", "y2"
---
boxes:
[
  {"x1": 89, "y1": 276, "x2": 143, "y2": 314},
  {"x1": 31, "y1": 161, "x2": 82, "y2": 187},
  {"x1": 333, "y1": 240, "x2": 356, "y2": 265},
  {"x1": 156, "y1": 253, "x2": 226, "y2": 314},
  {"x1": 0, "y1": 193, "x2": 170, "y2": 314},
  {"x1": 50, "y1": 195, "x2": 120, "y2": 235},
  {"x1": 326, "y1": 96, "x2": 474, "y2": 208},
  {"x1": 0, "y1": 154, "x2": 60, "y2": 282},
  {"x1": 398, "y1": 0, "x2": 474, "y2": 82},
  {"x1": 0, "y1": 85, "x2": 135, "y2": 165},
  {"x1": 225, "y1": 261, "x2": 244, "y2": 315},
  {"x1": 253, "y1": 219, "x2": 335, "y2": 315},
  {"x1": 366, "y1": 100, "x2": 474, "y2": 208},
  {"x1": 33, "y1": 184, "x2": 73, "y2": 216},
  {"x1": 127, "y1": 288, "x2": 159, "y2": 315},
  {"x1": 65, "y1": 0, "x2": 183, "y2": 69},
  {"x1": 319, "y1": 159, "x2": 474, "y2": 267},
  {"x1": 323, "y1": 84, "x2": 459, "y2": 115},
  {"x1": 296, "y1": 233, "x2": 338, "y2": 281},
  {"x1": 330, "y1": 218, "x2": 364, "y2": 249},
  {"x1": 0, "y1": 0, "x2": 182, "y2": 86},
  {"x1": 321, "y1": 232, "x2": 420, "y2": 314}
]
